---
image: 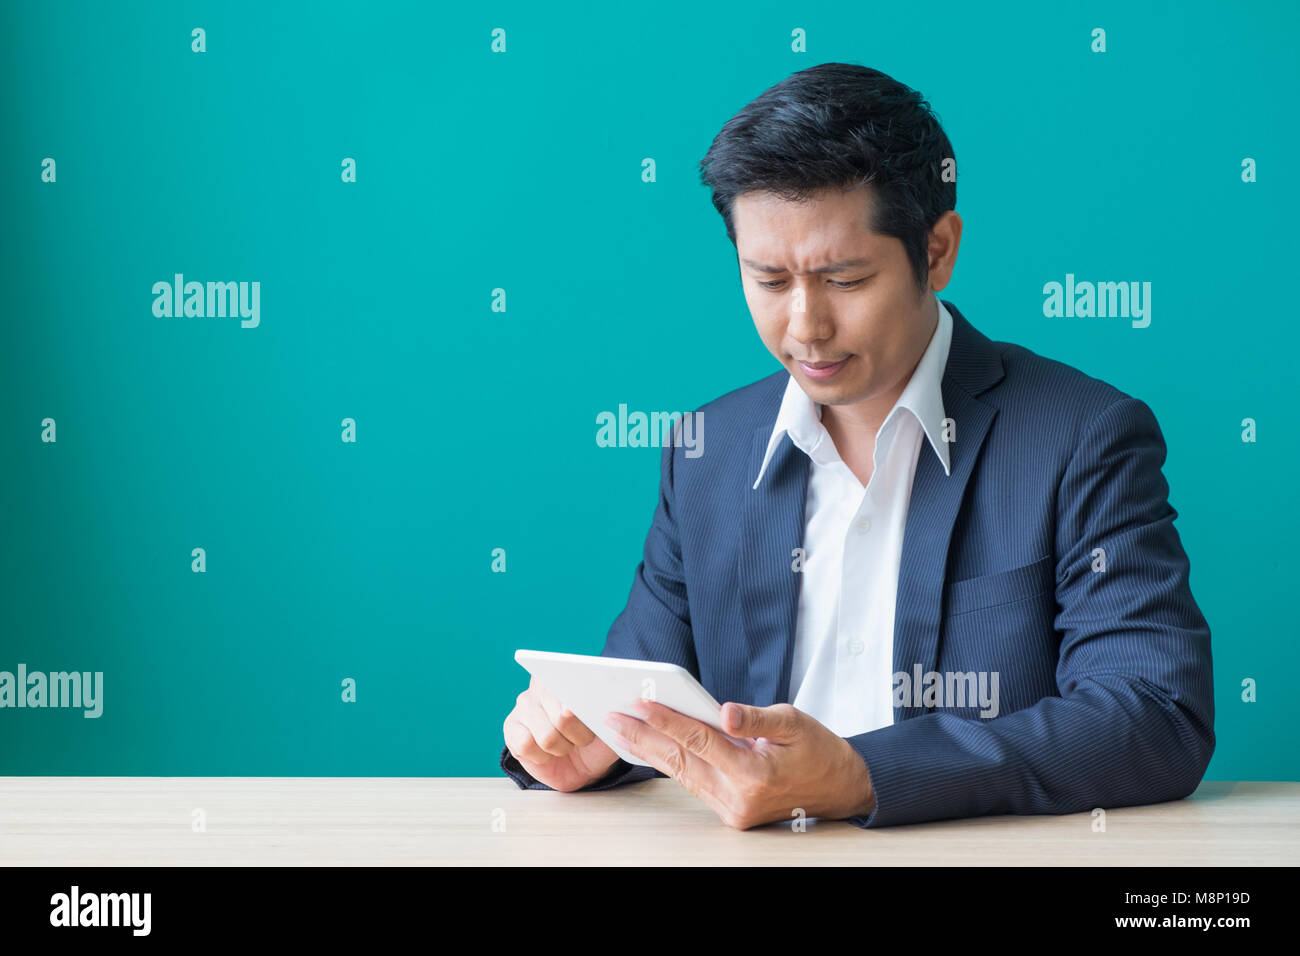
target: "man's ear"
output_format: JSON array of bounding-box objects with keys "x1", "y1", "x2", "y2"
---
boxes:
[{"x1": 927, "y1": 210, "x2": 963, "y2": 292}]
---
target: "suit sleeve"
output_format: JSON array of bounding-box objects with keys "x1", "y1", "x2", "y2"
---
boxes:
[
  {"x1": 842, "y1": 397, "x2": 1216, "y2": 828},
  {"x1": 501, "y1": 436, "x2": 697, "y2": 790}
]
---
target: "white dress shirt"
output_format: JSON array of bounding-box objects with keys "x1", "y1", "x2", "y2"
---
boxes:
[{"x1": 751, "y1": 298, "x2": 954, "y2": 737}]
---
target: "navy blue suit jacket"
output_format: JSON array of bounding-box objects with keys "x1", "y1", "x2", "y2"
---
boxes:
[{"x1": 501, "y1": 300, "x2": 1215, "y2": 828}]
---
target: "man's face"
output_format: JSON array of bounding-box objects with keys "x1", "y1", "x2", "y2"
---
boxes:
[{"x1": 734, "y1": 186, "x2": 935, "y2": 410}]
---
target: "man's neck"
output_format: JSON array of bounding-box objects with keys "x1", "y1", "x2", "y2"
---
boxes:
[
  {"x1": 820, "y1": 392, "x2": 898, "y2": 488},
  {"x1": 818, "y1": 296, "x2": 939, "y2": 482}
]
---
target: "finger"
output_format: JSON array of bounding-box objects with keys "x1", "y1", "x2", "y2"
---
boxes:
[
  {"x1": 515, "y1": 690, "x2": 576, "y2": 758},
  {"x1": 610, "y1": 715, "x2": 760, "y2": 828},
  {"x1": 632, "y1": 700, "x2": 753, "y2": 775},
  {"x1": 503, "y1": 713, "x2": 557, "y2": 767},
  {"x1": 722, "y1": 701, "x2": 802, "y2": 742},
  {"x1": 536, "y1": 687, "x2": 597, "y2": 748},
  {"x1": 606, "y1": 711, "x2": 726, "y2": 797}
]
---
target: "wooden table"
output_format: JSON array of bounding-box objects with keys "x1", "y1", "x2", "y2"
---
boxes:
[{"x1": 1, "y1": 778, "x2": 1295, "y2": 865}]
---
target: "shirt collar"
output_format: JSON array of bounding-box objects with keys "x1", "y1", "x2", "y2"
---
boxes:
[{"x1": 752, "y1": 297, "x2": 954, "y2": 489}]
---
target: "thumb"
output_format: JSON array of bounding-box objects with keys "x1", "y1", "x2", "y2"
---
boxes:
[{"x1": 722, "y1": 702, "x2": 799, "y2": 741}]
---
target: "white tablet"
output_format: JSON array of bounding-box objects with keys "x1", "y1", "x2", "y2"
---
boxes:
[{"x1": 514, "y1": 649, "x2": 745, "y2": 767}]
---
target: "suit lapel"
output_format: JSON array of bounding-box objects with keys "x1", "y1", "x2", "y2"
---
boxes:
[
  {"x1": 739, "y1": 424, "x2": 809, "y2": 706},
  {"x1": 891, "y1": 374, "x2": 996, "y2": 720},
  {"x1": 892, "y1": 301, "x2": 1004, "y2": 719},
  {"x1": 737, "y1": 300, "x2": 1005, "y2": 714}
]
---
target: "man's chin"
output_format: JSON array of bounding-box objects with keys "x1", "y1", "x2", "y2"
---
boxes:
[{"x1": 792, "y1": 371, "x2": 864, "y2": 404}]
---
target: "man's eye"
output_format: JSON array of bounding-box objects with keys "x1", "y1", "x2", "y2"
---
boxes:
[{"x1": 758, "y1": 278, "x2": 864, "y2": 290}]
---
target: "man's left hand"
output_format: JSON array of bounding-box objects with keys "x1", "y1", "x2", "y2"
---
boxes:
[{"x1": 606, "y1": 700, "x2": 875, "y2": 829}]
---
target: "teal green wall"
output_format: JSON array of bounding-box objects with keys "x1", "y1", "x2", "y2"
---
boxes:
[{"x1": 2, "y1": 1, "x2": 1294, "y2": 779}]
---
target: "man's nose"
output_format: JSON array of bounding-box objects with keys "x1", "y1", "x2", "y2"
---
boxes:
[{"x1": 785, "y1": 283, "x2": 835, "y2": 344}]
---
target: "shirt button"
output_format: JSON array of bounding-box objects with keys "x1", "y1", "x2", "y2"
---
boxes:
[
  {"x1": 847, "y1": 639, "x2": 865, "y2": 656},
  {"x1": 855, "y1": 516, "x2": 872, "y2": 534}
]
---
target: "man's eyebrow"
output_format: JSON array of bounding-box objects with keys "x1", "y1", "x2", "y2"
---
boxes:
[{"x1": 739, "y1": 257, "x2": 873, "y2": 274}]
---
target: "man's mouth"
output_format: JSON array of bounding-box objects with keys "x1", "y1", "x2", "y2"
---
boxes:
[{"x1": 797, "y1": 357, "x2": 850, "y2": 380}]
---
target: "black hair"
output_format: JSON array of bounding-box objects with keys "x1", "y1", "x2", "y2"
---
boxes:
[{"x1": 698, "y1": 62, "x2": 956, "y2": 294}]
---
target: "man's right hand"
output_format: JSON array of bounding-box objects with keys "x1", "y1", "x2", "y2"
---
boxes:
[{"x1": 503, "y1": 675, "x2": 621, "y2": 791}]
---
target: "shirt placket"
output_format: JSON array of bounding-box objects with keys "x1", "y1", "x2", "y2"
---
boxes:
[{"x1": 834, "y1": 474, "x2": 874, "y2": 732}]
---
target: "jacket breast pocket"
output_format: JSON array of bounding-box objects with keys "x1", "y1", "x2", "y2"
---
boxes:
[{"x1": 944, "y1": 554, "x2": 1055, "y2": 618}]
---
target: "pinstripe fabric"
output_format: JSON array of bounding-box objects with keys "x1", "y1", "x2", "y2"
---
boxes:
[{"x1": 500, "y1": 300, "x2": 1215, "y2": 828}]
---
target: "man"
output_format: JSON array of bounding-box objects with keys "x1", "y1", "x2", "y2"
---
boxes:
[{"x1": 500, "y1": 62, "x2": 1214, "y2": 829}]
